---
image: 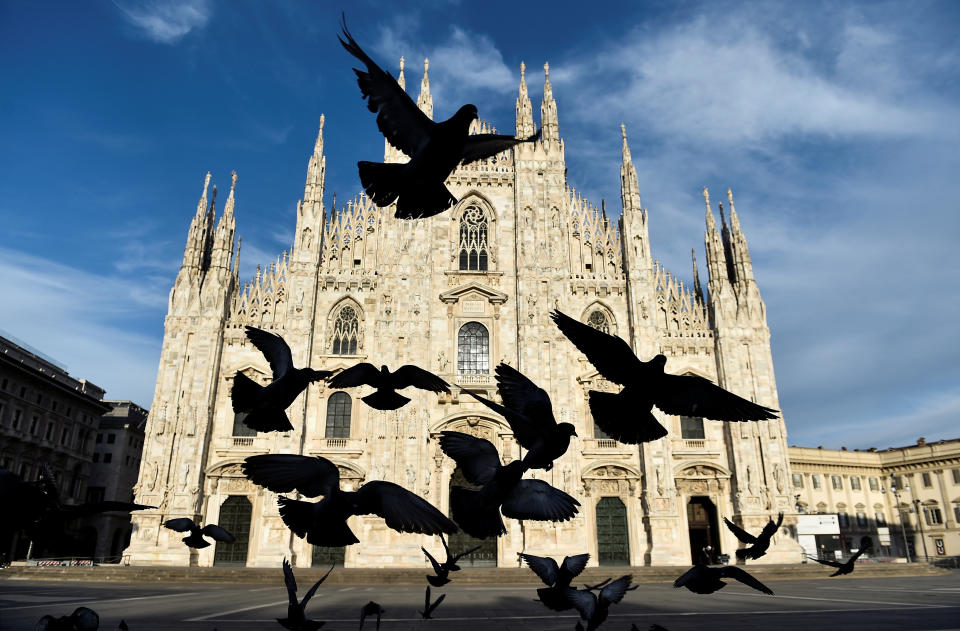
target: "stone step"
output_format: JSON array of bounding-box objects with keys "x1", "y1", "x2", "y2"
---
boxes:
[{"x1": 1, "y1": 562, "x2": 947, "y2": 585}]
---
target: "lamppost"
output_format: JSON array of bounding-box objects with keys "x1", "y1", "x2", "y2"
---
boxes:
[
  {"x1": 913, "y1": 498, "x2": 930, "y2": 562},
  {"x1": 882, "y1": 474, "x2": 911, "y2": 563}
]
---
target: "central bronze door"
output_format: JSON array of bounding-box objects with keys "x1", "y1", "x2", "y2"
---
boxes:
[
  {"x1": 446, "y1": 467, "x2": 497, "y2": 566},
  {"x1": 596, "y1": 497, "x2": 629, "y2": 565},
  {"x1": 213, "y1": 495, "x2": 252, "y2": 566}
]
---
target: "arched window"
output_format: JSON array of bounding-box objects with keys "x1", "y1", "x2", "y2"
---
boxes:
[
  {"x1": 331, "y1": 305, "x2": 359, "y2": 355},
  {"x1": 232, "y1": 412, "x2": 256, "y2": 437},
  {"x1": 458, "y1": 206, "x2": 489, "y2": 271},
  {"x1": 680, "y1": 416, "x2": 704, "y2": 440},
  {"x1": 587, "y1": 310, "x2": 610, "y2": 333},
  {"x1": 325, "y1": 392, "x2": 351, "y2": 438},
  {"x1": 457, "y1": 322, "x2": 489, "y2": 374}
]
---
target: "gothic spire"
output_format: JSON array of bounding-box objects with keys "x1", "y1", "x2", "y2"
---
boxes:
[
  {"x1": 182, "y1": 172, "x2": 212, "y2": 269},
  {"x1": 385, "y1": 59, "x2": 407, "y2": 162},
  {"x1": 620, "y1": 123, "x2": 642, "y2": 214},
  {"x1": 540, "y1": 62, "x2": 559, "y2": 144},
  {"x1": 397, "y1": 56, "x2": 406, "y2": 90},
  {"x1": 303, "y1": 115, "x2": 326, "y2": 205},
  {"x1": 199, "y1": 184, "x2": 217, "y2": 273},
  {"x1": 515, "y1": 61, "x2": 535, "y2": 138},
  {"x1": 703, "y1": 186, "x2": 730, "y2": 285},
  {"x1": 212, "y1": 172, "x2": 237, "y2": 270},
  {"x1": 726, "y1": 188, "x2": 755, "y2": 284},
  {"x1": 692, "y1": 248, "x2": 704, "y2": 304},
  {"x1": 417, "y1": 58, "x2": 433, "y2": 119}
]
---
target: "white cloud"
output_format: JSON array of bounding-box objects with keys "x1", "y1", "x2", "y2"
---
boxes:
[{"x1": 114, "y1": 0, "x2": 212, "y2": 44}]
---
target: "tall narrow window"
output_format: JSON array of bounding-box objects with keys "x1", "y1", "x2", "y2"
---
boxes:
[
  {"x1": 587, "y1": 310, "x2": 610, "y2": 334},
  {"x1": 680, "y1": 416, "x2": 704, "y2": 440},
  {"x1": 331, "y1": 305, "x2": 359, "y2": 355},
  {"x1": 232, "y1": 412, "x2": 256, "y2": 437},
  {"x1": 325, "y1": 392, "x2": 352, "y2": 438},
  {"x1": 458, "y1": 206, "x2": 489, "y2": 271},
  {"x1": 457, "y1": 322, "x2": 489, "y2": 374}
]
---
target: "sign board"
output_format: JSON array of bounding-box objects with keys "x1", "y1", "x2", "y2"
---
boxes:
[
  {"x1": 877, "y1": 527, "x2": 891, "y2": 546},
  {"x1": 797, "y1": 514, "x2": 840, "y2": 535},
  {"x1": 935, "y1": 538, "x2": 945, "y2": 555}
]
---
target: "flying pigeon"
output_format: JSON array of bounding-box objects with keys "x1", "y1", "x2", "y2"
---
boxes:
[
  {"x1": 338, "y1": 16, "x2": 541, "y2": 219},
  {"x1": 243, "y1": 454, "x2": 457, "y2": 546},
  {"x1": 550, "y1": 309, "x2": 778, "y2": 443},
  {"x1": 808, "y1": 537, "x2": 873, "y2": 576},
  {"x1": 418, "y1": 585, "x2": 446, "y2": 619},
  {"x1": 277, "y1": 558, "x2": 333, "y2": 630},
  {"x1": 673, "y1": 564, "x2": 773, "y2": 595},
  {"x1": 422, "y1": 532, "x2": 480, "y2": 587},
  {"x1": 35, "y1": 607, "x2": 99, "y2": 631},
  {"x1": 563, "y1": 575, "x2": 638, "y2": 631},
  {"x1": 231, "y1": 326, "x2": 332, "y2": 432},
  {"x1": 163, "y1": 518, "x2": 235, "y2": 549},
  {"x1": 439, "y1": 431, "x2": 579, "y2": 539},
  {"x1": 358, "y1": 601, "x2": 385, "y2": 630},
  {"x1": 328, "y1": 363, "x2": 449, "y2": 411},
  {"x1": 520, "y1": 552, "x2": 590, "y2": 612},
  {"x1": 464, "y1": 363, "x2": 577, "y2": 471},
  {"x1": 723, "y1": 513, "x2": 783, "y2": 561}
]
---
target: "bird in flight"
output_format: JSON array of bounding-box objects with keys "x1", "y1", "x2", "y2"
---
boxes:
[
  {"x1": 464, "y1": 363, "x2": 577, "y2": 471},
  {"x1": 563, "y1": 575, "x2": 638, "y2": 631},
  {"x1": 550, "y1": 309, "x2": 778, "y2": 443},
  {"x1": 418, "y1": 585, "x2": 446, "y2": 619},
  {"x1": 520, "y1": 552, "x2": 590, "y2": 612},
  {"x1": 808, "y1": 538, "x2": 872, "y2": 576},
  {"x1": 231, "y1": 326, "x2": 331, "y2": 432},
  {"x1": 723, "y1": 513, "x2": 783, "y2": 561},
  {"x1": 422, "y1": 532, "x2": 480, "y2": 587},
  {"x1": 277, "y1": 558, "x2": 333, "y2": 631},
  {"x1": 162, "y1": 518, "x2": 235, "y2": 549},
  {"x1": 35, "y1": 607, "x2": 99, "y2": 631},
  {"x1": 328, "y1": 362, "x2": 449, "y2": 411},
  {"x1": 358, "y1": 601, "x2": 385, "y2": 630},
  {"x1": 439, "y1": 430, "x2": 579, "y2": 539},
  {"x1": 338, "y1": 15, "x2": 540, "y2": 219},
  {"x1": 673, "y1": 564, "x2": 773, "y2": 595},
  {"x1": 243, "y1": 454, "x2": 457, "y2": 546}
]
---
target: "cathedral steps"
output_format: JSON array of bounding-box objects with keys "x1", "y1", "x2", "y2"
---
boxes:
[{"x1": 0, "y1": 562, "x2": 947, "y2": 584}]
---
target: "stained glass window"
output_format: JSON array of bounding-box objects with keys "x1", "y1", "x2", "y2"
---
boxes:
[
  {"x1": 332, "y1": 305, "x2": 359, "y2": 355},
  {"x1": 458, "y1": 206, "x2": 489, "y2": 271},
  {"x1": 457, "y1": 322, "x2": 489, "y2": 374}
]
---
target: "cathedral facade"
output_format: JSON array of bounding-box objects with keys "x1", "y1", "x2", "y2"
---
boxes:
[{"x1": 127, "y1": 59, "x2": 803, "y2": 568}]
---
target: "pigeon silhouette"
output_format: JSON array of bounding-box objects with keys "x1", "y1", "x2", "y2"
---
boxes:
[
  {"x1": 277, "y1": 558, "x2": 332, "y2": 630},
  {"x1": 243, "y1": 454, "x2": 457, "y2": 546},
  {"x1": 464, "y1": 363, "x2": 577, "y2": 471},
  {"x1": 338, "y1": 15, "x2": 540, "y2": 219},
  {"x1": 418, "y1": 585, "x2": 446, "y2": 619},
  {"x1": 724, "y1": 513, "x2": 783, "y2": 561},
  {"x1": 563, "y1": 575, "x2": 637, "y2": 631},
  {"x1": 328, "y1": 362, "x2": 449, "y2": 411},
  {"x1": 422, "y1": 532, "x2": 480, "y2": 587},
  {"x1": 35, "y1": 607, "x2": 99, "y2": 631},
  {"x1": 231, "y1": 326, "x2": 331, "y2": 432},
  {"x1": 162, "y1": 518, "x2": 235, "y2": 549},
  {"x1": 358, "y1": 601, "x2": 384, "y2": 630},
  {"x1": 521, "y1": 553, "x2": 591, "y2": 612},
  {"x1": 673, "y1": 564, "x2": 773, "y2": 595},
  {"x1": 118, "y1": 622, "x2": 128, "y2": 631},
  {"x1": 550, "y1": 309, "x2": 778, "y2": 443},
  {"x1": 809, "y1": 538, "x2": 872, "y2": 576},
  {"x1": 439, "y1": 431, "x2": 579, "y2": 539}
]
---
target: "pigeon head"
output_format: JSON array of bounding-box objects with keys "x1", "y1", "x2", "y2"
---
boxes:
[
  {"x1": 652, "y1": 354, "x2": 667, "y2": 369},
  {"x1": 453, "y1": 104, "x2": 479, "y2": 125},
  {"x1": 558, "y1": 422, "x2": 578, "y2": 437}
]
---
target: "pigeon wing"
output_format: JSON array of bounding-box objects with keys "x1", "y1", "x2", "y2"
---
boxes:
[
  {"x1": 723, "y1": 517, "x2": 757, "y2": 544},
  {"x1": 495, "y1": 363, "x2": 558, "y2": 434},
  {"x1": 564, "y1": 588, "x2": 597, "y2": 622},
  {"x1": 390, "y1": 365, "x2": 450, "y2": 393},
  {"x1": 73, "y1": 501, "x2": 153, "y2": 516},
  {"x1": 559, "y1": 554, "x2": 590, "y2": 582},
  {"x1": 200, "y1": 524, "x2": 235, "y2": 543},
  {"x1": 463, "y1": 389, "x2": 542, "y2": 450},
  {"x1": 245, "y1": 326, "x2": 294, "y2": 379},
  {"x1": 282, "y1": 558, "x2": 299, "y2": 608},
  {"x1": 429, "y1": 591, "x2": 445, "y2": 614},
  {"x1": 501, "y1": 480, "x2": 580, "y2": 522},
  {"x1": 549, "y1": 310, "x2": 641, "y2": 385},
  {"x1": 672, "y1": 565, "x2": 704, "y2": 588},
  {"x1": 301, "y1": 563, "x2": 334, "y2": 608},
  {"x1": 655, "y1": 374, "x2": 779, "y2": 421},
  {"x1": 599, "y1": 575, "x2": 636, "y2": 605},
  {"x1": 352, "y1": 481, "x2": 458, "y2": 535},
  {"x1": 438, "y1": 431, "x2": 500, "y2": 485},
  {"x1": 338, "y1": 16, "x2": 433, "y2": 158},
  {"x1": 163, "y1": 517, "x2": 196, "y2": 533},
  {"x1": 422, "y1": 547, "x2": 444, "y2": 575},
  {"x1": 519, "y1": 553, "x2": 560, "y2": 586},
  {"x1": 70, "y1": 607, "x2": 100, "y2": 631},
  {"x1": 328, "y1": 363, "x2": 382, "y2": 389},
  {"x1": 460, "y1": 129, "x2": 541, "y2": 165},
  {"x1": 809, "y1": 556, "x2": 843, "y2": 568},
  {"x1": 719, "y1": 566, "x2": 774, "y2": 595},
  {"x1": 243, "y1": 454, "x2": 340, "y2": 497},
  {"x1": 759, "y1": 513, "x2": 783, "y2": 540}
]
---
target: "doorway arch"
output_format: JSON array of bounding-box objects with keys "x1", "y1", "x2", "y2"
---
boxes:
[
  {"x1": 687, "y1": 496, "x2": 721, "y2": 564},
  {"x1": 446, "y1": 466, "x2": 497, "y2": 566},
  {"x1": 213, "y1": 495, "x2": 252, "y2": 566},
  {"x1": 596, "y1": 497, "x2": 629, "y2": 565}
]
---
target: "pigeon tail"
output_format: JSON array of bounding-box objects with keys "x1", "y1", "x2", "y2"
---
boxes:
[
  {"x1": 361, "y1": 389, "x2": 411, "y2": 411},
  {"x1": 426, "y1": 574, "x2": 451, "y2": 587},
  {"x1": 588, "y1": 391, "x2": 668, "y2": 444},
  {"x1": 278, "y1": 497, "x2": 359, "y2": 547},
  {"x1": 394, "y1": 179, "x2": 457, "y2": 220},
  {"x1": 231, "y1": 371, "x2": 262, "y2": 412},
  {"x1": 449, "y1": 487, "x2": 505, "y2": 539},
  {"x1": 735, "y1": 548, "x2": 751, "y2": 561},
  {"x1": 358, "y1": 161, "x2": 403, "y2": 207},
  {"x1": 243, "y1": 407, "x2": 294, "y2": 432},
  {"x1": 182, "y1": 533, "x2": 211, "y2": 549}
]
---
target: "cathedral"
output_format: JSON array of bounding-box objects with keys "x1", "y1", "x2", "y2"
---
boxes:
[{"x1": 127, "y1": 58, "x2": 803, "y2": 568}]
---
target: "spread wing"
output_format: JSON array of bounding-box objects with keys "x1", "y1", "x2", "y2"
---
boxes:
[
  {"x1": 460, "y1": 129, "x2": 540, "y2": 165},
  {"x1": 163, "y1": 517, "x2": 196, "y2": 533},
  {"x1": 495, "y1": 364, "x2": 557, "y2": 438},
  {"x1": 519, "y1": 553, "x2": 560, "y2": 586},
  {"x1": 673, "y1": 565, "x2": 705, "y2": 588},
  {"x1": 328, "y1": 363, "x2": 382, "y2": 389},
  {"x1": 655, "y1": 374, "x2": 779, "y2": 421},
  {"x1": 550, "y1": 310, "x2": 642, "y2": 385},
  {"x1": 338, "y1": 15, "x2": 433, "y2": 157},
  {"x1": 69, "y1": 501, "x2": 154, "y2": 516},
  {"x1": 390, "y1": 365, "x2": 450, "y2": 393},
  {"x1": 245, "y1": 326, "x2": 293, "y2": 379},
  {"x1": 719, "y1": 566, "x2": 774, "y2": 595},
  {"x1": 70, "y1": 607, "x2": 100, "y2": 631},
  {"x1": 463, "y1": 389, "x2": 541, "y2": 450},
  {"x1": 438, "y1": 431, "x2": 500, "y2": 485},
  {"x1": 760, "y1": 513, "x2": 783, "y2": 540},
  {"x1": 353, "y1": 481, "x2": 458, "y2": 535},
  {"x1": 200, "y1": 524, "x2": 235, "y2": 543},
  {"x1": 422, "y1": 547, "x2": 444, "y2": 575},
  {"x1": 564, "y1": 588, "x2": 597, "y2": 622},
  {"x1": 559, "y1": 554, "x2": 590, "y2": 582},
  {"x1": 723, "y1": 517, "x2": 757, "y2": 544},
  {"x1": 243, "y1": 454, "x2": 341, "y2": 497},
  {"x1": 501, "y1": 480, "x2": 580, "y2": 522},
  {"x1": 428, "y1": 591, "x2": 445, "y2": 614},
  {"x1": 282, "y1": 558, "x2": 299, "y2": 608},
  {"x1": 301, "y1": 564, "x2": 334, "y2": 608},
  {"x1": 809, "y1": 556, "x2": 843, "y2": 568},
  {"x1": 598, "y1": 575, "x2": 636, "y2": 606}
]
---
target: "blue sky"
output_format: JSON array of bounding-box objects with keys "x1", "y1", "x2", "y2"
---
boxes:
[{"x1": 1, "y1": 0, "x2": 957, "y2": 449}]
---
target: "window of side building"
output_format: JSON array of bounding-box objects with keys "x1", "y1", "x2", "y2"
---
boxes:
[
  {"x1": 856, "y1": 511, "x2": 868, "y2": 527},
  {"x1": 792, "y1": 473, "x2": 804, "y2": 489},
  {"x1": 831, "y1": 475, "x2": 843, "y2": 490},
  {"x1": 812, "y1": 474, "x2": 822, "y2": 489},
  {"x1": 925, "y1": 506, "x2": 943, "y2": 526},
  {"x1": 953, "y1": 469, "x2": 960, "y2": 484},
  {"x1": 869, "y1": 477, "x2": 879, "y2": 491},
  {"x1": 838, "y1": 512, "x2": 850, "y2": 528},
  {"x1": 922, "y1": 472, "x2": 932, "y2": 488},
  {"x1": 851, "y1": 476, "x2": 861, "y2": 491}
]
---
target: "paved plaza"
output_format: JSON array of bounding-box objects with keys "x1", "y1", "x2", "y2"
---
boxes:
[{"x1": 2, "y1": 572, "x2": 959, "y2": 631}]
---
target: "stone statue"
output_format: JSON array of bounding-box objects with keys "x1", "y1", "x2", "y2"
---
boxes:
[{"x1": 437, "y1": 351, "x2": 448, "y2": 373}]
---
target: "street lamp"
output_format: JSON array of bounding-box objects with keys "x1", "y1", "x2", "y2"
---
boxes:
[
  {"x1": 913, "y1": 498, "x2": 930, "y2": 562},
  {"x1": 882, "y1": 474, "x2": 911, "y2": 563}
]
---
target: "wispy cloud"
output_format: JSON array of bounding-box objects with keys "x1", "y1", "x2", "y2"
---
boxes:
[{"x1": 113, "y1": 0, "x2": 212, "y2": 44}]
